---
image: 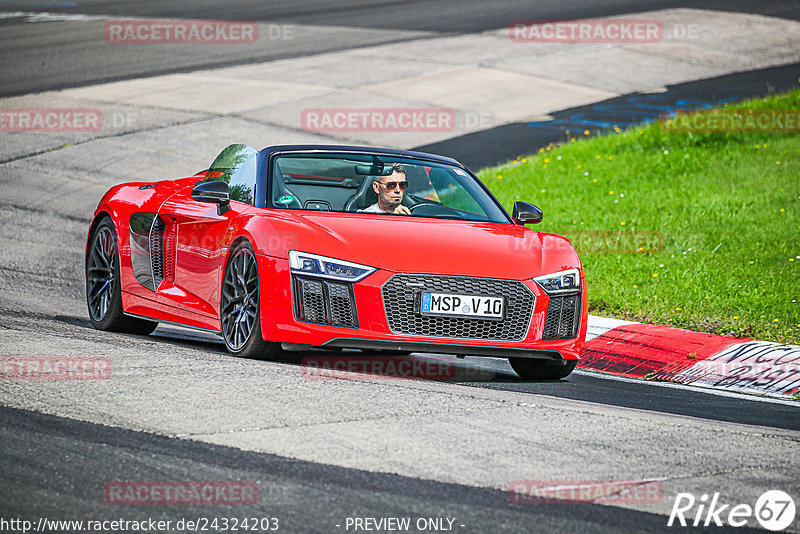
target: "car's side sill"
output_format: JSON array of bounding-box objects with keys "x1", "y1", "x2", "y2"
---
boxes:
[{"x1": 123, "y1": 312, "x2": 222, "y2": 335}]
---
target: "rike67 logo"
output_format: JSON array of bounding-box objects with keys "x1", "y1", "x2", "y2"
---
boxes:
[{"x1": 668, "y1": 490, "x2": 796, "y2": 531}]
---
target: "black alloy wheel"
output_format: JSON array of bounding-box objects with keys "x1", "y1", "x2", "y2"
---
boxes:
[
  {"x1": 220, "y1": 241, "x2": 277, "y2": 359},
  {"x1": 86, "y1": 217, "x2": 157, "y2": 335}
]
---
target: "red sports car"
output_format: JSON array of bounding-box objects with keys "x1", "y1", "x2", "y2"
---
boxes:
[{"x1": 85, "y1": 144, "x2": 587, "y2": 379}]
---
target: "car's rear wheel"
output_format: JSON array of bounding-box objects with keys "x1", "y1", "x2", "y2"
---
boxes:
[
  {"x1": 86, "y1": 217, "x2": 157, "y2": 335},
  {"x1": 220, "y1": 241, "x2": 278, "y2": 359},
  {"x1": 508, "y1": 357, "x2": 577, "y2": 380}
]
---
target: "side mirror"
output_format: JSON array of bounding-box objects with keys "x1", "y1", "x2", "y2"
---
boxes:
[
  {"x1": 512, "y1": 201, "x2": 543, "y2": 225},
  {"x1": 192, "y1": 180, "x2": 231, "y2": 215}
]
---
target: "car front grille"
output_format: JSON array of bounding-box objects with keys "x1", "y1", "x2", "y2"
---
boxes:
[
  {"x1": 542, "y1": 293, "x2": 581, "y2": 340},
  {"x1": 293, "y1": 276, "x2": 358, "y2": 328},
  {"x1": 382, "y1": 274, "x2": 534, "y2": 341}
]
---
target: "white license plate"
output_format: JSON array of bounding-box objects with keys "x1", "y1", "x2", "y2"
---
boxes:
[{"x1": 420, "y1": 292, "x2": 504, "y2": 320}]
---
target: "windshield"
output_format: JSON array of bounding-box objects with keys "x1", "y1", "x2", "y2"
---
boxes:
[{"x1": 268, "y1": 153, "x2": 509, "y2": 223}]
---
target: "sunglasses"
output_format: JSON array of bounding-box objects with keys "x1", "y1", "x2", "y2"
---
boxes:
[{"x1": 378, "y1": 181, "x2": 408, "y2": 191}]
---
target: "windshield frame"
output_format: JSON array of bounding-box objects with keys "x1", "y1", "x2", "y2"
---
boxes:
[{"x1": 263, "y1": 148, "x2": 514, "y2": 224}]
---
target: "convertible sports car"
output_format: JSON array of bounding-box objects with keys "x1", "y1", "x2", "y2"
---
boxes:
[{"x1": 85, "y1": 144, "x2": 587, "y2": 379}]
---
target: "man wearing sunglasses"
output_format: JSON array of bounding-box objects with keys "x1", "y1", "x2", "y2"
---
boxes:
[{"x1": 361, "y1": 164, "x2": 411, "y2": 215}]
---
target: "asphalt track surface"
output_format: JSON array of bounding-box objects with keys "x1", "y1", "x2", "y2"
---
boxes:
[
  {"x1": 1, "y1": 1, "x2": 799, "y2": 533},
  {"x1": 0, "y1": 0, "x2": 799, "y2": 96},
  {"x1": 0, "y1": 406, "x2": 765, "y2": 534}
]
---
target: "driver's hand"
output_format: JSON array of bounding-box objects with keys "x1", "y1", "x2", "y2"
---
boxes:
[{"x1": 393, "y1": 205, "x2": 411, "y2": 215}]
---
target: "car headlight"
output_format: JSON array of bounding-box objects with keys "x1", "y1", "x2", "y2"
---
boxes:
[
  {"x1": 289, "y1": 251, "x2": 376, "y2": 282},
  {"x1": 534, "y1": 268, "x2": 581, "y2": 294}
]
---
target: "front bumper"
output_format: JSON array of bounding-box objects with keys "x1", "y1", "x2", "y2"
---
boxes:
[{"x1": 257, "y1": 255, "x2": 587, "y2": 360}]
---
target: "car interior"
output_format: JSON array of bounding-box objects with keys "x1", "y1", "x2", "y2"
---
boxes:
[{"x1": 269, "y1": 156, "x2": 492, "y2": 221}]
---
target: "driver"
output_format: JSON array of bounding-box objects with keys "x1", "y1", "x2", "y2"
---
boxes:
[{"x1": 360, "y1": 164, "x2": 411, "y2": 215}]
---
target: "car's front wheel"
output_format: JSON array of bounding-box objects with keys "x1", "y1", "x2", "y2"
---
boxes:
[
  {"x1": 220, "y1": 241, "x2": 278, "y2": 359},
  {"x1": 86, "y1": 217, "x2": 157, "y2": 335},
  {"x1": 508, "y1": 357, "x2": 577, "y2": 380}
]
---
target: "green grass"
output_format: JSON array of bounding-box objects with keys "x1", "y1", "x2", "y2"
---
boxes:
[{"x1": 480, "y1": 90, "x2": 800, "y2": 344}]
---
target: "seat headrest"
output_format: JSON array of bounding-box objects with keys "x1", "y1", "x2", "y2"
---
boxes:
[{"x1": 344, "y1": 176, "x2": 378, "y2": 211}]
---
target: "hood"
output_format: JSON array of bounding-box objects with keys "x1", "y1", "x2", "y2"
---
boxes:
[{"x1": 255, "y1": 211, "x2": 581, "y2": 280}]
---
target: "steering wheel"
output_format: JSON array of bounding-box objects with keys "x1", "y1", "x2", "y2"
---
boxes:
[
  {"x1": 409, "y1": 202, "x2": 465, "y2": 219},
  {"x1": 409, "y1": 201, "x2": 438, "y2": 212}
]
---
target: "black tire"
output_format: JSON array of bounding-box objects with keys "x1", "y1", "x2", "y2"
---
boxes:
[
  {"x1": 86, "y1": 217, "x2": 158, "y2": 335},
  {"x1": 508, "y1": 358, "x2": 577, "y2": 380},
  {"x1": 372, "y1": 349, "x2": 413, "y2": 356},
  {"x1": 220, "y1": 241, "x2": 278, "y2": 359}
]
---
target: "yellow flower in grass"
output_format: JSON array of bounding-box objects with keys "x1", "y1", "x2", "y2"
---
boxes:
[
  {"x1": 774, "y1": 319, "x2": 780, "y2": 323},
  {"x1": 733, "y1": 316, "x2": 739, "y2": 320},
  {"x1": 592, "y1": 178, "x2": 598, "y2": 183},
  {"x1": 633, "y1": 285, "x2": 638, "y2": 288},
  {"x1": 620, "y1": 221, "x2": 626, "y2": 226},
  {"x1": 609, "y1": 190, "x2": 614, "y2": 195},
  {"x1": 584, "y1": 130, "x2": 590, "y2": 135},
  {"x1": 675, "y1": 307, "x2": 681, "y2": 311},
  {"x1": 652, "y1": 273, "x2": 659, "y2": 278}
]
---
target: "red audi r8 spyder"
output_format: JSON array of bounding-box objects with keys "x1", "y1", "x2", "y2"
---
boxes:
[{"x1": 85, "y1": 144, "x2": 587, "y2": 379}]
